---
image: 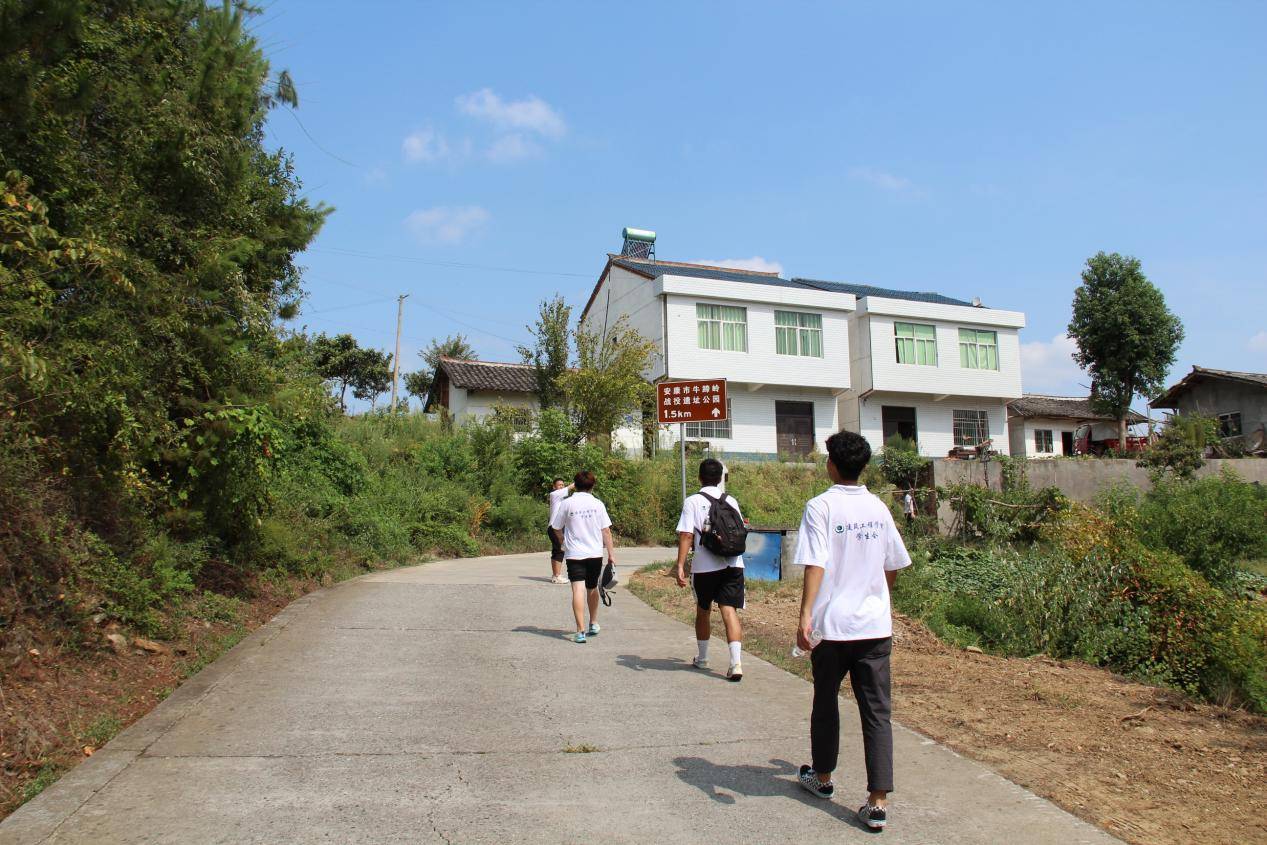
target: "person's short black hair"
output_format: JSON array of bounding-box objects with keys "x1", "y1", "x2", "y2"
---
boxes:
[
  {"x1": 552, "y1": 477, "x2": 566, "y2": 485},
  {"x1": 574, "y1": 470, "x2": 596, "y2": 491},
  {"x1": 826, "y1": 430, "x2": 871, "y2": 481},
  {"x1": 698, "y1": 458, "x2": 724, "y2": 486}
]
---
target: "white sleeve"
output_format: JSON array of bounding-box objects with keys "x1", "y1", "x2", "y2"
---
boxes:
[
  {"x1": 885, "y1": 512, "x2": 913, "y2": 572},
  {"x1": 794, "y1": 499, "x2": 830, "y2": 568},
  {"x1": 599, "y1": 502, "x2": 613, "y2": 530},
  {"x1": 549, "y1": 501, "x2": 566, "y2": 532},
  {"x1": 674, "y1": 498, "x2": 695, "y2": 535}
]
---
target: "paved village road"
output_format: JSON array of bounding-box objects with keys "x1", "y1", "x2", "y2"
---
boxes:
[{"x1": 2, "y1": 549, "x2": 1121, "y2": 844}]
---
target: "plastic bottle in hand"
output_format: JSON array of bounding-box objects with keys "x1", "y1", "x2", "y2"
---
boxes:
[{"x1": 791, "y1": 629, "x2": 823, "y2": 658}]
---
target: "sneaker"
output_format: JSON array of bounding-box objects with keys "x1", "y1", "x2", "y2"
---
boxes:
[
  {"x1": 550, "y1": 575, "x2": 567, "y2": 584},
  {"x1": 587, "y1": 623, "x2": 600, "y2": 636},
  {"x1": 691, "y1": 655, "x2": 710, "y2": 670},
  {"x1": 857, "y1": 803, "x2": 887, "y2": 830},
  {"x1": 726, "y1": 661, "x2": 743, "y2": 682},
  {"x1": 797, "y1": 765, "x2": 834, "y2": 799},
  {"x1": 572, "y1": 632, "x2": 587, "y2": 644}
]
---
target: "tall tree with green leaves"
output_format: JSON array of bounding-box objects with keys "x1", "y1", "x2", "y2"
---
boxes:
[
  {"x1": 0, "y1": 0, "x2": 329, "y2": 605},
  {"x1": 405, "y1": 334, "x2": 478, "y2": 398},
  {"x1": 518, "y1": 294, "x2": 571, "y2": 409},
  {"x1": 1067, "y1": 252, "x2": 1183, "y2": 445},
  {"x1": 558, "y1": 317, "x2": 658, "y2": 450}
]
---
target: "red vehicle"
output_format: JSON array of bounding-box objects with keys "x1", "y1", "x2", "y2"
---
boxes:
[{"x1": 1073, "y1": 423, "x2": 1150, "y2": 456}]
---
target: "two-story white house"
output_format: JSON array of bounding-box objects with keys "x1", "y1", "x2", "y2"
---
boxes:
[
  {"x1": 579, "y1": 230, "x2": 1027, "y2": 459},
  {"x1": 579, "y1": 253, "x2": 858, "y2": 458},
  {"x1": 801, "y1": 280, "x2": 1026, "y2": 457}
]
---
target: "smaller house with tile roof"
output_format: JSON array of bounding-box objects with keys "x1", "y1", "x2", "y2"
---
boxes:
[
  {"x1": 1007, "y1": 395, "x2": 1148, "y2": 458},
  {"x1": 1150, "y1": 366, "x2": 1267, "y2": 454},
  {"x1": 423, "y1": 357, "x2": 539, "y2": 424}
]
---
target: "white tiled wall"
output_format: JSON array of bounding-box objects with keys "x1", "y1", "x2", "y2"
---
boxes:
[
  {"x1": 852, "y1": 392, "x2": 1012, "y2": 457},
  {"x1": 859, "y1": 314, "x2": 1023, "y2": 399}
]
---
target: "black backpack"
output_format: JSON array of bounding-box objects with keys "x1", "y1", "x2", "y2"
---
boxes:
[{"x1": 699, "y1": 492, "x2": 747, "y2": 557}]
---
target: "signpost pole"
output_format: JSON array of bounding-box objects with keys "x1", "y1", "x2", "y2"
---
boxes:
[{"x1": 679, "y1": 422, "x2": 687, "y2": 503}]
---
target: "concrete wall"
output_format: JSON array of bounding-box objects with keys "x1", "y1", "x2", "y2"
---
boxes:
[
  {"x1": 581, "y1": 264, "x2": 667, "y2": 381},
  {"x1": 933, "y1": 456, "x2": 1267, "y2": 514}
]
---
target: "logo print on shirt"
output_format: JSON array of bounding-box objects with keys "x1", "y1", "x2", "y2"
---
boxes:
[{"x1": 834, "y1": 524, "x2": 844, "y2": 533}]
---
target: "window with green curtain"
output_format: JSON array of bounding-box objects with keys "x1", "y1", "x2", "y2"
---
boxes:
[
  {"x1": 775, "y1": 311, "x2": 823, "y2": 357},
  {"x1": 894, "y1": 322, "x2": 937, "y2": 365},
  {"x1": 958, "y1": 328, "x2": 998, "y2": 370},
  {"x1": 696, "y1": 303, "x2": 721, "y2": 349}
]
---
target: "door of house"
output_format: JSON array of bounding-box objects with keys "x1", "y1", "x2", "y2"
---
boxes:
[
  {"x1": 1060, "y1": 430, "x2": 1075, "y2": 455},
  {"x1": 881, "y1": 406, "x2": 918, "y2": 446},
  {"x1": 775, "y1": 401, "x2": 815, "y2": 456}
]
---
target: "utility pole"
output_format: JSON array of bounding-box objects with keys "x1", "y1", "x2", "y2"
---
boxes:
[{"x1": 390, "y1": 294, "x2": 408, "y2": 412}]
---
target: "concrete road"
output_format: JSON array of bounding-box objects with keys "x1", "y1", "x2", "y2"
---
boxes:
[{"x1": 3, "y1": 549, "x2": 1120, "y2": 844}]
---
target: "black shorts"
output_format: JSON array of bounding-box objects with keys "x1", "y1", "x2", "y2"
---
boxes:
[
  {"x1": 566, "y1": 557, "x2": 603, "y2": 589},
  {"x1": 548, "y1": 525, "x2": 564, "y2": 562},
  {"x1": 693, "y1": 566, "x2": 745, "y2": 610}
]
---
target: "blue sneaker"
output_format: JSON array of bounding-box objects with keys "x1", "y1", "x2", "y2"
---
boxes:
[
  {"x1": 572, "y1": 632, "x2": 587, "y2": 644},
  {"x1": 587, "y1": 623, "x2": 601, "y2": 636}
]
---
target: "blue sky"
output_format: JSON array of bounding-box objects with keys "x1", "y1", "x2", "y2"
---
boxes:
[{"x1": 257, "y1": 1, "x2": 1267, "y2": 405}]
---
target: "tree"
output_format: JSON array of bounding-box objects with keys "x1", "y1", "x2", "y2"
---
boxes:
[
  {"x1": 517, "y1": 295, "x2": 571, "y2": 409},
  {"x1": 1067, "y1": 253, "x2": 1183, "y2": 445},
  {"x1": 312, "y1": 334, "x2": 362, "y2": 411},
  {"x1": 558, "y1": 317, "x2": 658, "y2": 450},
  {"x1": 1137, "y1": 414, "x2": 1218, "y2": 480},
  {"x1": 403, "y1": 370, "x2": 432, "y2": 404},
  {"x1": 350, "y1": 348, "x2": 392, "y2": 409},
  {"x1": 408, "y1": 334, "x2": 478, "y2": 396}
]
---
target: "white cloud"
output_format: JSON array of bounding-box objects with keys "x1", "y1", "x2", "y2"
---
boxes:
[
  {"x1": 848, "y1": 166, "x2": 923, "y2": 196},
  {"x1": 486, "y1": 133, "x2": 542, "y2": 163},
  {"x1": 404, "y1": 206, "x2": 490, "y2": 245},
  {"x1": 456, "y1": 88, "x2": 566, "y2": 138},
  {"x1": 402, "y1": 128, "x2": 451, "y2": 163},
  {"x1": 1020, "y1": 333, "x2": 1086, "y2": 394},
  {"x1": 692, "y1": 256, "x2": 785, "y2": 275},
  {"x1": 1250, "y1": 331, "x2": 1267, "y2": 353}
]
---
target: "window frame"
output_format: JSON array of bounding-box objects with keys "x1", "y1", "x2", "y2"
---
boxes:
[
  {"x1": 952, "y1": 409, "x2": 991, "y2": 448},
  {"x1": 696, "y1": 303, "x2": 748, "y2": 352},
  {"x1": 774, "y1": 310, "x2": 824, "y2": 357},
  {"x1": 1218, "y1": 412, "x2": 1243, "y2": 438},
  {"x1": 958, "y1": 328, "x2": 999, "y2": 370},
  {"x1": 685, "y1": 398, "x2": 733, "y2": 440},
  {"x1": 1034, "y1": 428, "x2": 1054, "y2": 453},
  {"x1": 894, "y1": 322, "x2": 938, "y2": 366}
]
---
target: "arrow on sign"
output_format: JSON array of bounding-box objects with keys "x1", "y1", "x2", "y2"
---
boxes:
[{"x1": 711, "y1": 407, "x2": 721, "y2": 418}]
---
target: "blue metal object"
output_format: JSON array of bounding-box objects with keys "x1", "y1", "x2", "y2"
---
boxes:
[{"x1": 744, "y1": 529, "x2": 783, "y2": 581}]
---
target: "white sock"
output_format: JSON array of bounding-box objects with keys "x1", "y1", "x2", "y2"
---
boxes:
[
  {"x1": 697, "y1": 640, "x2": 709, "y2": 661},
  {"x1": 728, "y1": 641, "x2": 742, "y2": 665}
]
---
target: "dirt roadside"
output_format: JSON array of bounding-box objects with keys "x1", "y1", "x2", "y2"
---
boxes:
[
  {"x1": 630, "y1": 565, "x2": 1267, "y2": 845},
  {"x1": 1, "y1": 576, "x2": 318, "y2": 818}
]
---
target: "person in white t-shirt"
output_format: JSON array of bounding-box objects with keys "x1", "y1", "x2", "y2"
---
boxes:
[
  {"x1": 548, "y1": 470, "x2": 615, "y2": 644},
  {"x1": 674, "y1": 458, "x2": 746, "y2": 681},
  {"x1": 546, "y1": 478, "x2": 573, "y2": 584},
  {"x1": 793, "y1": 430, "x2": 911, "y2": 832}
]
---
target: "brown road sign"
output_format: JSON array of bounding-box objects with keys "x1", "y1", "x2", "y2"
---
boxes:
[{"x1": 657, "y1": 379, "x2": 728, "y2": 424}]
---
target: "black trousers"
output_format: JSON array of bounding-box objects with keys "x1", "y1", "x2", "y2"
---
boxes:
[{"x1": 810, "y1": 637, "x2": 894, "y2": 793}]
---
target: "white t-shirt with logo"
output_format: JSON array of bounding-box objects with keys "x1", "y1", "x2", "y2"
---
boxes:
[
  {"x1": 675, "y1": 486, "x2": 744, "y2": 574},
  {"x1": 547, "y1": 487, "x2": 569, "y2": 525},
  {"x1": 794, "y1": 484, "x2": 911, "y2": 641},
  {"x1": 549, "y1": 492, "x2": 612, "y2": 560}
]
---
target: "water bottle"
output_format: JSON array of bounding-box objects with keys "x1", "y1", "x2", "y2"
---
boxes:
[{"x1": 791, "y1": 629, "x2": 823, "y2": 658}]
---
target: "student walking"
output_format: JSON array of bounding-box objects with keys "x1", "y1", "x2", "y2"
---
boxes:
[
  {"x1": 674, "y1": 458, "x2": 747, "y2": 682},
  {"x1": 546, "y1": 478, "x2": 573, "y2": 584},
  {"x1": 549, "y1": 471, "x2": 615, "y2": 643},
  {"x1": 793, "y1": 431, "x2": 912, "y2": 831}
]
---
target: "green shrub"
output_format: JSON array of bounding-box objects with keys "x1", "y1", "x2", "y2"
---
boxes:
[
  {"x1": 1136, "y1": 469, "x2": 1267, "y2": 590},
  {"x1": 877, "y1": 435, "x2": 928, "y2": 490}
]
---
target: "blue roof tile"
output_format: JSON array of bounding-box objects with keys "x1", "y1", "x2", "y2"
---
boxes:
[{"x1": 792, "y1": 278, "x2": 975, "y2": 307}]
